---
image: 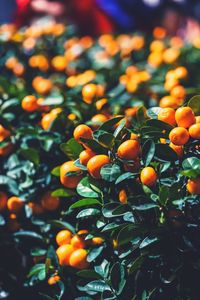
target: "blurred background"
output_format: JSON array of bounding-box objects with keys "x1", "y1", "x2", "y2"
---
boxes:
[{"x1": 0, "y1": 0, "x2": 200, "y2": 40}]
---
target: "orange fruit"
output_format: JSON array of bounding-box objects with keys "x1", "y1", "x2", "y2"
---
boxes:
[
  {"x1": 73, "y1": 124, "x2": 93, "y2": 143},
  {"x1": 0, "y1": 125, "x2": 11, "y2": 141},
  {"x1": 60, "y1": 161, "x2": 82, "y2": 188},
  {"x1": 79, "y1": 149, "x2": 96, "y2": 165},
  {"x1": 140, "y1": 167, "x2": 157, "y2": 187},
  {"x1": 92, "y1": 237, "x2": 104, "y2": 245},
  {"x1": 0, "y1": 143, "x2": 13, "y2": 156},
  {"x1": 188, "y1": 123, "x2": 200, "y2": 139},
  {"x1": 41, "y1": 113, "x2": 54, "y2": 130},
  {"x1": 150, "y1": 40, "x2": 165, "y2": 52},
  {"x1": 32, "y1": 77, "x2": 52, "y2": 94},
  {"x1": 69, "y1": 249, "x2": 89, "y2": 269},
  {"x1": 195, "y1": 116, "x2": 200, "y2": 123},
  {"x1": 148, "y1": 52, "x2": 163, "y2": 67},
  {"x1": 87, "y1": 155, "x2": 110, "y2": 179},
  {"x1": 7, "y1": 214, "x2": 21, "y2": 231},
  {"x1": 56, "y1": 230, "x2": 72, "y2": 246},
  {"x1": 125, "y1": 107, "x2": 138, "y2": 118},
  {"x1": 130, "y1": 133, "x2": 138, "y2": 140},
  {"x1": 117, "y1": 140, "x2": 140, "y2": 160},
  {"x1": 77, "y1": 229, "x2": 89, "y2": 235},
  {"x1": 0, "y1": 192, "x2": 8, "y2": 212},
  {"x1": 48, "y1": 275, "x2": 60, "y2": 285},
  {"x1": 163, "y1": 48, "x2": 180, "y2": 64},
  {"x1": 13, "y1": 63, "x2": 25, "y2": 76},
  {"x1": 70, "y1": 234, "x2": 86, "y2": 249},
  {"x1": 153, "y1": 27, "x2": 166, "y2": 39},
  {"x1": 96, "y1": 98, "x2": 107, "y2": 110},
  {"x1": 41, "y1": 192, "x2": 60, "y2": 211},
  {"x1": 169, "y1": 127, "x2": 190, "y2": 146},
  {"x1": 51, "y1": 55, "x2": 67, "y2": 71},
  {"x1": 158, "y1": 108, "x2": 176, "y2": 126},
  {"x1": 186, "y1": 178, "x2": 200, "y2": 194},
  {"x1": 7, "y1": 196, "x2": 24, "y2": 214},
  {"x1": 5, "y1": 57, "x2": 18, "y2": 69},
  {"x1": 22, "y1": 95, "x2": 39, "y2": 112},
  {"x1": 170, "y1": 85, "x2": 186, "y2": 99},
  {"x1": 159, "y1": 96, "x2": 179, "y2": 109},
  {"x1": 91, "y1": 114, "x2": 109, "y2": 129},
  {"x1": 119, "y1": 189, "x2": 127, "y2": 204},
  {"x1": 174, "y1": 66, "x2": 188, "y2": 79},
  {"x1": 169, "y1": 142, "x2": 183, "y2": 157},
  {"x1": 28, "y1": 202, "x2": 44, "y2": 215},
  {"x1": 82, "y1": 83, "x2": 97, "y2": 103},
  {"x1": 175, "y1": 107, "x2": 196, "y2": 128},
  {"x1": 56, "y1": 244, "x2": 74, "y2": 266}
]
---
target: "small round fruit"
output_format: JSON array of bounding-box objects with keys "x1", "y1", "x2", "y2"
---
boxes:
[
  {"x1": 60, "y1": 161, "x2": 82, "y2": 188},
  {"x1": 48, "y1": 275, "x2": 60, "y2": 285},
  {"x1": 87, "y1": 155, "x2": 110, "y2": 179},
  {"x1": 70, "y1": 234, "x2": 86, "y2": 249},
  {"x1": 117, "y1": 140, "x2": 140, "y2": 160},
  {"x1": 56, "y1": 244, "x2": 74, "y2": 266},
  {"x1": 69, "y1": 249, "x2": 89, "y2": 269},
  {"x1": 157, "y1": 108, "x2": 176, "y2": 126},
  {"x1": 0, "y1": 192, "x2": 8, "y2": 212},
  {"x1": 79, "y1": 149, "x2": 96, "y2": 165},
  {"x1": 73, "y1": 124, "x2": 93, "y2": 143},
  {"x1": 140, "y1": 167, "x2": 157, "y2": 187},
  {"x1": 175, "y1": 107, "x2": 196, "y2": 128},
  {"x1": 169, "y1": 127, "x2": 190, "y2": 146},
  {"x1": 21, "y1": 95, "x2": 39, "y2": 112},
  {"x1": 56, "y1": 230, "x2": 72, "y2": 246},
  {"x1": 118, "y1": 189, "x2": 127, "y2": 204},
  {"x1": 41, "y1": 192, "x2": 60, "y2": 211},
  {"x1": 169, "y1": 142, "x2": 183, "y2": 157},
  {"x1": 189, "y1": 123, "x2": 200, "y2": 139},
  {"x1": 92, "y1": 237, "x2": 104, "y2": 245},
  {"x1": 7, "y1": 197, "x2": 24, "y2": 214},
  {"x1": 186, "y1": 178, "x2": 200, "y2": 194}
]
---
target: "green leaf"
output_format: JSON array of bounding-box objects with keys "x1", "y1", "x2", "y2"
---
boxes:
[
  {"x1": 87, "y1": 246, "x2": 104, "y2": 262},
  {"x1": 99, "y1": 116, "x2": 124, "y2": 131},
  {"x1": 51, "y1": 188, "x2": 76, "y2": 197},
  {"x1": 42, "y1": 94, "x2": 64, "y2": 105},
  {"x1": 48, "y1": 220, "x2": 75, "y2": 233},
  {"x1": 14, "y1": 231, "x2": 43, "y2": 241},
  {"x1": 155, "y1": 144, "x2": 178, "y2": 161},
  {"x1": 139, "y1": 237, "x2": 159, "y2": 249},
  {"x1": 28, "y1": 264, "x2": 45, "y2": 278},
  {"x1": 60, "y1": 138, "x2": 83, "y2": 159},
  {"x1": 100, "y1": 164, "x2": 121, "y2": 182},
  {"x1": 182, "y1": 157, "x2": 200, "y2": 170},
  {"x1": 84, "y1": 280, "x2": 110, "y2": 292},
  {"x1": 51, "y1": 166, "x2": 60, "y2": 176},
  {"x1": 142, "y1": 140, "x2": 155, "y2": 166},
  {"x1": 77, "y1": 269, "x2": 102, "y2": 279},
  {"x1": 115, "y1": 172, "x2": 136, "y2": 184},
  {"x1": 69, "y1": 198, "x2": 101, "y2": 209},
  {"x1": 188, "y1": 95, "x2": 200, "y2": 115},
  {"x1": 110, "y1": 262, "x2": 126, "y2": 294},
  {"x1": 77, "y1": 177, "x2": 99, "y2": 198},
  {"x1": 98, "y1": 133, "x2": 115, "y2": 149},
  {"x1": 113, "y1": 118, "x2": 126, "y2": 138},
  {"x1": 20, "y1": 148, "x2": 40, "y2": 165},
  {"x1": 129, "y1": 256, "x2": 145, "y2": 274},
  {"x1": 76, "y1": 208, "x2": 100, "y2": 219},
  {"x1": 31, "y1": 248, "x2": 47, "y2": 257},
  {"x1": 147, "y1": 107, "x2": 162, "y2": 119}
]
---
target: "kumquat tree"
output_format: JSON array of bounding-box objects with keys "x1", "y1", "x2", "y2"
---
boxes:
[{"x1": 1, "y1": 23, "x2": 200, "y2": 300}]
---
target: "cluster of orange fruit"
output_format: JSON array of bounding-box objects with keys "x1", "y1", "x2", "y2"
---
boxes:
[
  {"x1": 55, "y1": 229, "x2": 103, "y2": 271},
  {"x1": 0, "y1": 191, "x2": 60, "y2": 231},
  {"x1": 59, "y1": 103, "x2": 200, "y2": 197}
]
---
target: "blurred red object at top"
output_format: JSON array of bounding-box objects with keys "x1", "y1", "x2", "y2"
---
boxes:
[{"x1": 14, "y1": 0, "x2": 114, "y2": 35}]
